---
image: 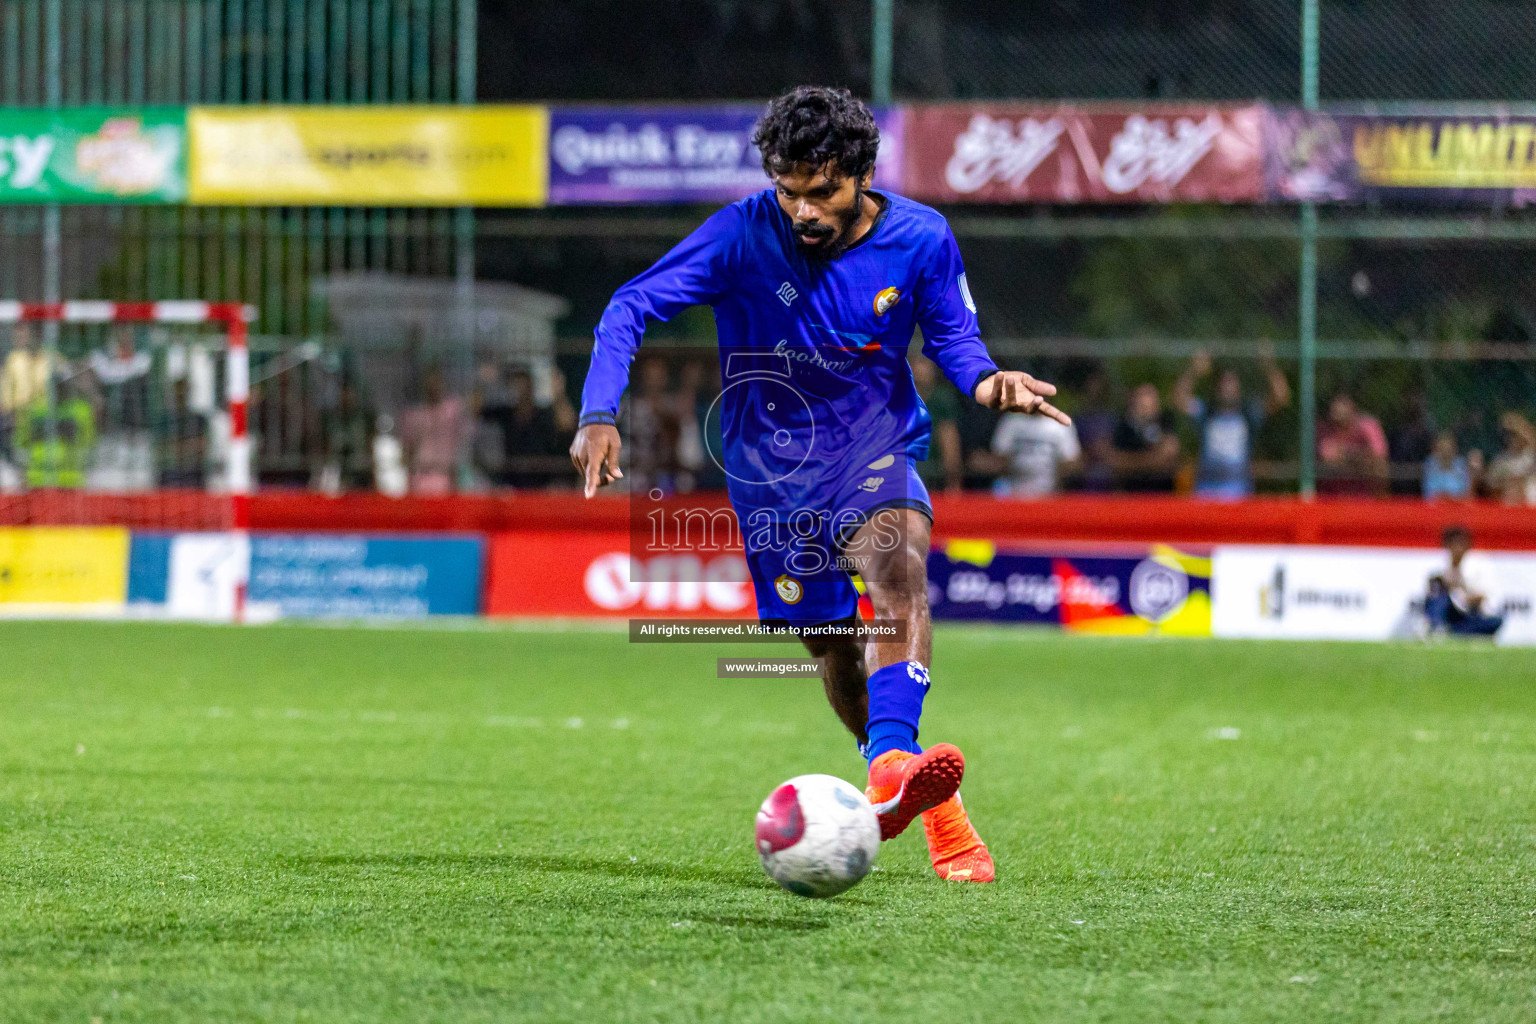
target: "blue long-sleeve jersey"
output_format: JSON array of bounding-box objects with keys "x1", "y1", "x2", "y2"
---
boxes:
[{"x1": 580, "y1": 189, "x2": 998, "y2": 507}]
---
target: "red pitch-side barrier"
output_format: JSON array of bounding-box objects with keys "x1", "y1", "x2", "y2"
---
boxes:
[
  {"x1": 243, "y1": 492, "x2": 1536, "y2": 550},
  {"x1": 5, "y1": 491, "x2": 1534, "y2": 550}
]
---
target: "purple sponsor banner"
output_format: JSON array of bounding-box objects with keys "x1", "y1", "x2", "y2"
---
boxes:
[{"x1": 547, "y1": 105, "x2": 903, "y2": 205}]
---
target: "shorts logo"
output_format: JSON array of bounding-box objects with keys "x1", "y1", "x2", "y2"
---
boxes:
[
  {"x1": 857, "y1": 476, "x2": 884, "y2": 493},
  {"x1": 776, "y1": 282, "x2": 798, "y2": 306},
  {"x1": 774, "y1": 574, "x2": 804, "y2": 605},
  {"x1": 873, "y1": 286, "x2": 902, "y2": 315},
  {"x1": 957, "y1": 273, "x2": 976, "y2": 313},
  {"x1": 867, "y1": 454, "x2": 895, "y2": 470}
]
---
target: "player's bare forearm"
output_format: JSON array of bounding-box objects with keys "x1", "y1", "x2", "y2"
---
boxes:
[
  {"x1": 973, "y1": 370, "x2": 1071, "y2": 425},
  {"x1": 569, "y1": 423, "x2": 623, "y2": 498}
]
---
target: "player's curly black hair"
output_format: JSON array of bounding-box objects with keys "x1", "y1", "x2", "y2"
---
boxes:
[{"x1": 751, "y1": 86, "x2": 880, "y2": 182}]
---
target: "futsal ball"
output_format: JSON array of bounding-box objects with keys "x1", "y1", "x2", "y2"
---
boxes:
[{"x1": 755, "y1": 773, "x2": 880, "y2": 898}]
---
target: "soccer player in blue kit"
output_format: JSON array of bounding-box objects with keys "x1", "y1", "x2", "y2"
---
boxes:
[{"x1": 571, "y1": 86, "x2": 1069, "y2": 882}]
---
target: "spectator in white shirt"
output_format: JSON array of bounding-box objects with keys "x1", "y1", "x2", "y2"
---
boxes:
[
  {"x1": 1425, "y1": 524, "x2": 1503, "y2": 637},
  {"x1": 987, "y1": 410, "x2": 1081, "y2": 498}
]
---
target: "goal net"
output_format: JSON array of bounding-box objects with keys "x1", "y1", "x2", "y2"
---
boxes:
[{"x1": 0, "y1": 301, "x2": 254, "y2": 532}]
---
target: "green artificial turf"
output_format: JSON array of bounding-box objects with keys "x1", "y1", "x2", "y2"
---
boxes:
[{"x1": 2, "y1": 620, "x2": 1535, "y2": 1022}]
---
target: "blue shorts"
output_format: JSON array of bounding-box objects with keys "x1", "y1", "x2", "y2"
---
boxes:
[{"x1": 734, "y1": 454, "x2": 933, "y2": 626}]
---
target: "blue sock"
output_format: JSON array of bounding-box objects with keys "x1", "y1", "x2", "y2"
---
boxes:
[{"x1": 862, "y1": 661, "x2": 931, "y2": 763}]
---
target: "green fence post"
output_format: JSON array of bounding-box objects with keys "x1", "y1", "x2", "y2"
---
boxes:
[
  {"x1": 1298, "y1": 0, "x2": 1320, "y2": 499},
  {"x1": 871, "y1": 0, "x2": 893, "y2": 105}
]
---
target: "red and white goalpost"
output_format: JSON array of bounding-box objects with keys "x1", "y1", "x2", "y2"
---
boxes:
[{"x1": 0, "y1": 301, "x2": 257, "y2": 531}]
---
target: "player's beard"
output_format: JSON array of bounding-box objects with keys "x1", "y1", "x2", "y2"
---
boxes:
[{"x1": 794, "y1": 184, "x2": 864, "y2": 262}]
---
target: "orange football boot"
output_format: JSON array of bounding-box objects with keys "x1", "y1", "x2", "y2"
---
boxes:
[
  {"x1": 922, "y1": 792, "x2": 995, "y2": 882},
  {"x1": 864, "y1": 743, "x2": 965, "y2": 841}
]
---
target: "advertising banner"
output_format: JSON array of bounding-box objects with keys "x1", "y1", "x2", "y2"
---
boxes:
[
  {"x1": 486, "y1": 530, "x2": 755, "y2": 618},
  {"x1": 1264, "y1": 108, "x2": 1536, "y2": 205},
  {"x1": 188, "y1": 106, "x2": 548, "y2": 206},
  {"x1": 1213, "y1": 545, "x2": 1536, "y2": 644},
  {"x1": 546, "y1": 105, "x2": 903, "y2": 204},
  {"x1": 927, "y1": 541, "x2": 1212, "y2": 634},
  {"x1": 902, "y1": 103, "x2": 1263, "y2": 204},
  {"x1": 0, "y1": 526, "x2": 129, "y2": 611},
  {"x1": 0, "y1": 108, "x2": 186, "y2": 203},
  {"x1": 246, "y1": 534, "x2": 483, "y2": 619}
]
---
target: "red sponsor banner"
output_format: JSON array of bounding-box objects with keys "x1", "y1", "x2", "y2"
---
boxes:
[
  {"x1": 485, "y1": 529, "x2": 757, "y2": 617},
  {"x1": 903, "y1": 103, "x2": 1264, "y2": 204}
]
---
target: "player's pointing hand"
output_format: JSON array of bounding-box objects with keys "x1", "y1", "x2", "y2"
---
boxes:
[
  {"x1": 973, "y1": 370, "x2": 1072, "y2": 426},
  {"x1": 570, "y1": 423, "x2": 624, "y2": 498}
]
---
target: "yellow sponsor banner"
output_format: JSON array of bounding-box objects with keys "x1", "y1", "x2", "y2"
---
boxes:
[
  {"x1": 188, "y1": 105, "x2": 548, "y2": 206},
  {"x1": 1354, "y1": 118, "x2": 1536, "y2": 189},
  {"x1": 0, "y1": 527, "x2": 129, "y2": 608}
]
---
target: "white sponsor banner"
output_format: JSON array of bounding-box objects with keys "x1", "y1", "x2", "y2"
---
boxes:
[
  {"x1": 166, "y1": 532, "x2": 249, "y2": 622},
  {"x1": 1213, "y1": 545, "x2": 1536, "y2": 645}
]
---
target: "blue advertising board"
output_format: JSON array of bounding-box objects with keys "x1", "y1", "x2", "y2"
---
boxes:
[
  {"x1": 547, "y1": 105, "x2": 904, "y2": 204},
  {"x1": 248, "y1": 534, "x2": 483, "y2": 619}
]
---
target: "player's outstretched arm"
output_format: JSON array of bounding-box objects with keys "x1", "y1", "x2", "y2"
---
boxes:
[
  {"x1": 973, "y1": 370, "x2": 1072, "y2": 426},
  {"x1": 570, "y1": 423, "x2": 623, "y2": 498}
]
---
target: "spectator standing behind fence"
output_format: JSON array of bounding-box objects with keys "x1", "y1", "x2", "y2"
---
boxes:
[
  {"x1": 399, "y1": 369, "x2": 466, "y2": 496},
  {"x1": 1110, "y1": 383, "x2": 1180, "y2": 492},
  {"x1": 910, "y1": 357, "x2": 963, "y2": 495},
  {"x1": 1072, "y1": 368, "x2": 1118, "y2": 492},
  {"x1": 1172, "y1": 347, "x2": 1291, "y2": 500},
  {"x1": 1423, "y1": 525, "x2": 1503, "y2": 638},
  {"x1": 86, "y1": 325, "x2": 154, "y2": 491},
  {"x1": 1, "y1": 324, "x2": 56, "y2": 452},
  {"x1": 490, "y1": 367, "x2": 578, "y2": 489},
  {"x1": 625, "y1": 357, "x2": 702, "y2": 495},
  {"x1": 317, "y1": 381, "x2": 374, "y2": 493},
  {"x1": 1484, "y1": 412, "x2": 1536, "y2": 505},
  {"x1": 15, "y1": 371, "x2": 95, "y2": 488},
  {"x1": 1317, "y1": 392, "x2": 1389, "y2": 495},
  {"x1": 1422, "y1": 430, "x2": 1479, "y2": 500},
  {"x1": 160, "y1": 378, "x2": 206, "y2": 488},
  {"x1": 985, "y1": 406, "x2": 1081, "y2": 498}
]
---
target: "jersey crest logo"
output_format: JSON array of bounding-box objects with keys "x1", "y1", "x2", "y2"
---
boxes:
[
  {"x1": 776, "y1": 281, "x2": 798, "y2": 306},
  {"x1": 774, "y1": 574, "x2": 804, "y2": 605},
  {"x1": 873, "y1": 286, "x2": 902, "y2": 316}
]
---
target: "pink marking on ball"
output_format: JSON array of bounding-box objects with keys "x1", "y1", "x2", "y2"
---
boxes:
[{"x1": 755, "y1": 782, "x2": 806, "y2": 853}]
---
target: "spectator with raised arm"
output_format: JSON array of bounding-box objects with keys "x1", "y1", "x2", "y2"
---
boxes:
[
  {"x1": 1172, "y1": 346, "x2": 1291, "y2": 500},
  {"x1": 1484, "y1": 412, "x2": 1536, "y2": 506}
]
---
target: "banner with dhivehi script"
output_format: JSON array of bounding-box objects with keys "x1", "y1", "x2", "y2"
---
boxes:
[{"x1": 187, "y1": 106, "x2": 548, "y2": 206}]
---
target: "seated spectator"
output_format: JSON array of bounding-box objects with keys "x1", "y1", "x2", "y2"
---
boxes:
[
  {"x1": 911, "y1": 357, "x2": 963, "y2": 495},
  {"x1": 1317, "y1": 392, "x2": 1388, "y2": 495},
  {"x1": 1173, "y1": 347, "x2": 1291, "y2": 500},
  {"x1": 986, "y1": 408, "x2": 1081, "y2": 498},
  {"x1": 1422, "y1": 431, "x2": 1479, "y2": 500},
  {"x1": 1110, "y1": 383, "x2": 1180, "y2": 492},
  {"x1": 1424, "y1": 525, "x2": 1503, "y2": 637},
  {"x1": 1484, "y1": 412, "x2": 1536, "y2": 506},
  {"x1": 399, "y1": 369, "x2": 466, "y2": 496}
]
